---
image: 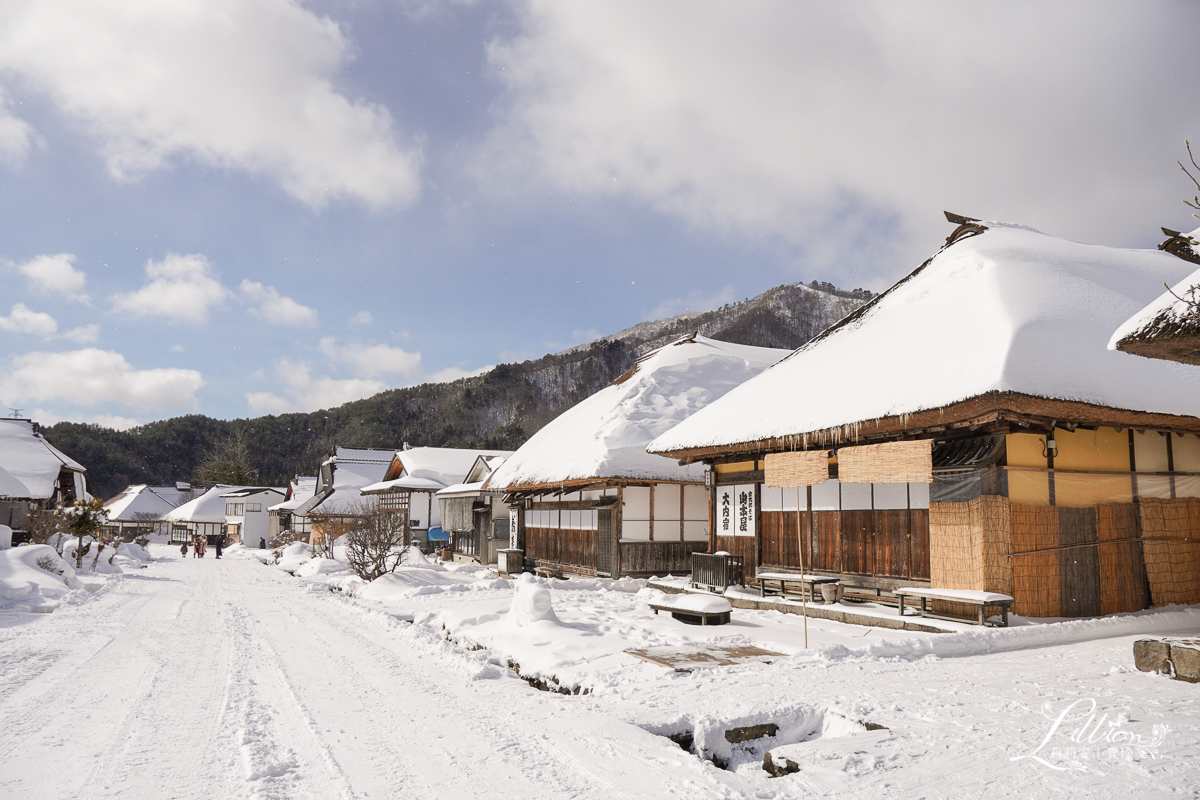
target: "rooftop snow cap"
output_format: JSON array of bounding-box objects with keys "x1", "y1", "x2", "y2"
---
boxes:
[
  {"x1": 1109, "y1": 226, "x2": 1200, "y2": 366},
  {"x1": 649, "y1": 220, "x2": 1200, "y2": 457},
  {"x1": 485, "y1": 334, "x2": 789, "y2": 491},
  {"x1": 0, "y1": 418, "x2": 85, "y2": 500}
]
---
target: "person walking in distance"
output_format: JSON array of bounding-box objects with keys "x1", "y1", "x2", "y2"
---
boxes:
[
  {"x1": 180, "y1": 539, "x2": 189, "y2": 558},
  {"x1": 215, "y1": 537, "x2": 223, "y2": 559}
]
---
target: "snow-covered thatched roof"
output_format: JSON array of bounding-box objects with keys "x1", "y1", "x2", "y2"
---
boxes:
[
  {"x1": 486, "y1": 335, "x2": 789, "y2": 490},
  {"x1": 103, "y1": 484, "x2": 192, "y2": 522},
  {"x1": 301, "y1": 448, "x2": 396, "y2": 515},
  {"x1": 651, "y1": 221, "x2": 1200, "y2": 458},
  {"x1": 0, "y1": 464, "x2": 29, "y2": 498},
  {"x1": 269, "y1": 476, "x2": 317, "y2": 513},
  {"x1": 361, "y1": 447, "x2": 512, "y2": 495},
  {"x1": 164, "y1": 485, "x2": 236, "y2": 523},
  {"x1": 0, "y1": 418, "x2": 85, "y2": 500},
  {"x1": 1109, "y1": 227, "x2": 1200, "y2": 366}
]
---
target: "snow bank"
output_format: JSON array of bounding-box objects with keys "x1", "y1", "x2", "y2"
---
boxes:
[
  {"x1": 294, "y1": 557, "x2": 350, "y2": 579},
  {"x1": 0, "y1": 544, "x2": 81, "y2": 604},
  {"x1": 508, "y1": 573, "x2": 560, "y2": 626},
  {"x1": 819, "y1": 605, "x2": 1200, "y2": 662},
  {"x1": 0, "y1": 524, "x2": 11, "y2": 550},
  {"x1": 276, "y1": 542, "x2": 313, "y2": 573},
  {"x1": 117, "y1": 542, "x2": 152, "y2": 562},
  {"x1": 358, "y1": 567, "x2": 478, "y2": 601}
]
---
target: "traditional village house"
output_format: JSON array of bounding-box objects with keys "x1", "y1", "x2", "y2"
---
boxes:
[
  {"x1": 0, "y1": 418, "x2": 88, "y2": 540},
  {"x1": 267, "y1": 476, "x2": 317, "y2": 544},
  {"x1": 435, "y1": 455, "x2": 511, "y2": 564},
  {"x1": 163, "y1": 485, "x2": 283, "y2": 546},
  {"x1": 101, "y1": 483, "x2": 196, "y2": 540},
  {"x1": 297, "y1": 448, "x2": 395, "y2": 549},
  {"x1": 360, "y1": 446, "x2": 512, "y2": 551},
  {"x1": 485, "y1": 335, "x2": 789, "y2": 578},
  {"x1": 649, "y1": 215, "x2": 1200, "y2": 619},
  {"x1": 1110, "y1": 226, "x2": 1200, "y2": 366}
]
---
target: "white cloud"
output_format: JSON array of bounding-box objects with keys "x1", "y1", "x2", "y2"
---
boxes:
[
  {"x1": 60, "y1": 324, "x2": 99, "y2": 344},
  {"x1": 488, "y1": 2, "x2": 1200, "y2": 275},
  {"x1": 246, "y1": 359, "x2": 385, "y2": 415},
  {"x1": 318, "y1": 337, "x2": 423, "y2": 380},
  {"x1": 1, "y1": 348, "x2": 204, "y2": 410},
  {"x1": 428, "y1": 364, "x2": 493, "y2": 384},
  {"x1": 240, "y1": 280, "x2": 319, "y2": 327},
  {"x1": 13, "y1": 253, "x2": 87, "y2": 298},
  {"x1": 350, "y1": 310, "x2": 374, "y2": 326},
  {"x1": 0, "y1": 303, "x2": 57, "y2": 337},
  {"x1": 0, "y1": 89, "x2": 38, "y2": 168},
  {"x1": 0, "y1": 0, "x2": 421, "y2": 209},
  {"x1": 112, "y1": 253, "x2": 230, "y2": 324}
]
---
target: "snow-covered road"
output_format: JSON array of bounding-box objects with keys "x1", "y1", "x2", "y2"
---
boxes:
[{"x1": 0, "y1": 552, "x2": 730, "y2": 800}]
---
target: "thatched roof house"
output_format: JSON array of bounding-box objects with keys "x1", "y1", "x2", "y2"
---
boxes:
[
  {"x1": 487, "y1": 334, "x2": 788, "y2": 577},
  {"x1": 1109, "y1": 227, "x2": 1200, "y2": 366},
  {"x1": 649, "y1": 215, "x2": 1200, "y2": 619}
]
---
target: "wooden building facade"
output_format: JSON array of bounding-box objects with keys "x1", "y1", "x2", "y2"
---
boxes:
[{"x1": 650, "y1": 216, "x2": 1200, "y2": 619}]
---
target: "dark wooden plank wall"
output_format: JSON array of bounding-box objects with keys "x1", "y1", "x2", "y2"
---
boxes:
[
  {"x1": 713, "y1": 534, "x2": 757, "y2": 575},
  {"x1": 760, "y1": 511, "x2": 809, "y2": 569},
  {"x1": 1059, "y1": 506, "x2": 1101, "y2": 617},
  {"x1": 525, "y1": 526, "x2": 597, "y2": 572},
  {"x1": 760, "y1": 509, "x2": 930, "y2": 580},
  {"x1": 619, "y1": 541, "x2": 708, "y2": 576}
]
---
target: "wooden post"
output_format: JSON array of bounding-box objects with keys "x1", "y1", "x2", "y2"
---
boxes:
[{"x1": 797, "y1": 486, "x2": 808, "y2": 649}]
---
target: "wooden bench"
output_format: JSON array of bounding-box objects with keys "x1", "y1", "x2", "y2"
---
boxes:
[
  {"x1": 755, "y1": 572, "x2": 841, "y2": 603},
  {"x1": 894, "y1": 588, "x2": 1014, "y2": 627},
  {"x1": 649, "y1": 597, "x2": 732, "y2": 626}
]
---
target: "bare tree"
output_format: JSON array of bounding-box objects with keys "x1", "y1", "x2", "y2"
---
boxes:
[
  {"x1": 342, "y1": 498, "x2": 409, "y2": 581},
  {"x1": 1181, "y1": 140, "x2": 1200, "y2": 218},
  {"x1": 194, "y1": 426, "x2": 259, "y2": 486}
]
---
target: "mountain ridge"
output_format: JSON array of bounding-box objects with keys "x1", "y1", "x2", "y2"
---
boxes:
[{"x1": 46, "y1": 279, "x2": 872, "y2": 498}]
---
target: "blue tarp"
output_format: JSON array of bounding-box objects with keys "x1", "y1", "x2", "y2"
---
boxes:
[{"x1": 425, "y1": 526, "x2": 449, "y2": 542}]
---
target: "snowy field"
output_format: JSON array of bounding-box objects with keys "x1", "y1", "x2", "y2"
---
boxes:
[{"x1": 1, "y1": 544, "x2": 1197, "y2": 799}]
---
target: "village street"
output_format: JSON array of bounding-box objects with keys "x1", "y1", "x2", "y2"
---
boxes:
[
  {"x1": 2, "y1": 548, "x2": 1199, "y2": 799},
  {"x1": 0, "y1": 550, "x2": 733, "y2": 800}
]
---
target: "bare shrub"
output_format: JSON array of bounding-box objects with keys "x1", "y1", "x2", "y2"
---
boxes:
[
  {"x1": 35, "y1": 554, "x2": 64, "y2": 575},
  {"x1": 343, "y1": 498, "x2": 409, "y2": 582}
]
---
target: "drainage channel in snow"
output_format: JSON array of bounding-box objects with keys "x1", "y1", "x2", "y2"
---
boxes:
[{"x1": 647, "y1": 704, "x2": 892, "y2": 776}]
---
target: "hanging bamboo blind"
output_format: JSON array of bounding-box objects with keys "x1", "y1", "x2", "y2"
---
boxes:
[
  {"x1": 1139, "y1": 497, "x2": 1200, "y2": 607},
  {"x1": 764, "y1": 450, "x2": 829, "y2": 488},
  {"x1": 929, "y1": 496, "x2": 1011, "y2": 618},
  {"x1": 838, "y1": 440, "x2": 933, "y2": 484},
  {"x1": 1010, "y1": 503, "x2": 1062, "y2": 617}
]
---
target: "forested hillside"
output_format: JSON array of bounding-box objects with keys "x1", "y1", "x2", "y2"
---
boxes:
[{"x1": 47, "y1": 280, "x2": 871, "y2": 498}]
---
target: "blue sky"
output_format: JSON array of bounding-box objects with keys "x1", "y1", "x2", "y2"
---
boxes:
[{"x1": 0, "y1": 1, "x2": 1198, "y2": 428}]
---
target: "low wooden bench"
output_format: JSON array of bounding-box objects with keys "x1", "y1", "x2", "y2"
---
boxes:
[
  {"x1": 755, "y1": 572, "x2": 841, "y2": 603},
  {"x1": 649, "y1": 598, "x2": 732, "y2": 626},
  {"x1": 894, "y1": 588, "x2": 1014, "y2": 627}
]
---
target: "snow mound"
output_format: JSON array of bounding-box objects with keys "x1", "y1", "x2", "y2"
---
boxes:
[
  {"x1": 294, "y1": 557, "x2": 350, "y2": 578},
  {"x1": 117, "y1": 542, "x2": 152, "y2": 562},
  {"x1": 0, "y1": 524, "x2": 11, "y2": 550},
  {"x1": 508, "y1": 573, "x2": 560, "y2": 626},
  {"x1": 277, "y1": 542, "x2": 313, "y2": 573},
  {"x1": 359, "y1": 568, "x2": 474, "y2": 601},
  {"x1": 0, "y1": 544, "x2": 81, "y2": 604}
]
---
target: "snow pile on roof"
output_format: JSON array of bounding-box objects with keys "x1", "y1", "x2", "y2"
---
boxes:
[
  {"x1": 1109, "y1": 226, "x2": 1200, "y2": 360},
  {"x1": 304, "y1": 448, "x2": 395, "y2": 514},
  {"x1": 363, "y1": 447, "x2": 513, "y2": 495},
  {"x1": 0, "y1": 464, "x2": 29, "y2": 498},
  {"x1": 270, "y1": 476, "x2": 317, "y2": 512},
  {"x1": 651, "y1": 224, "x2": 1200, "y2": 454},
  {"x1": 164, "y1": 485, "x2": 238, "y2": 523},
  {"x1": 0, "y1": 419, "x2": 85, "y2": 500},
  {"x1": 103, "y1": 484, "x2": 190, "y2": 522},
  {"x1": 487, "y1": 336, "x2": 789, "y2": 489}
]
